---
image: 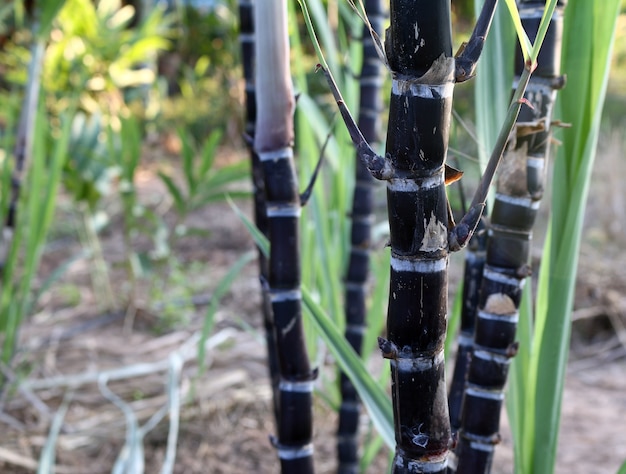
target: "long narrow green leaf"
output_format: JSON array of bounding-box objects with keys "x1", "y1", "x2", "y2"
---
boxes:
[
  {"x1": 39, "y1": 0, "x2": 66, "y2": 38},
  {"x1": 503, "y1": 0, "x2": 532, "y2": 59}
]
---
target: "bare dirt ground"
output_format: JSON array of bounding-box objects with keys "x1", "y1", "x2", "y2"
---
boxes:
[{"x1": 0, "y1": 137, "x2": 625, "y2": 474}]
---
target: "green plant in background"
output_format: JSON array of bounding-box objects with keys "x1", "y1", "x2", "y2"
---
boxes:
[
  {"x1": 159, "y1": 0, "x2": 242, "y2": 140},
  {"x1": 158, "y1": 128, "x2": 249, "y2": 221},
  {"x1": 0, "y1": 101, "x2": 75, "y2": 366},
  {"x1": 43, "y1": 0, "x2": 173, "y2": 122}
]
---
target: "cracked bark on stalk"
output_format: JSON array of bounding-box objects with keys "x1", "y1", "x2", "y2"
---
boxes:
[
  {"x1": 238, "y1": 0, "x2": 280, "y2": 426},
  {"x1": 454, "y1": 2, "x2": 567, "y2": 472},
  {"x1": 254, "y1": 0, "x2": 315, "y2": 472},
  {"x1": 337, "y1": 0, "x2": 385, "y2": 472}
]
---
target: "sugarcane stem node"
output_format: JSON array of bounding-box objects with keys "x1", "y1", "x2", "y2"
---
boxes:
[
  {"x1": 506, "y1": 341, "x2": 520, "y2": 358},
  {"x1": 378, "y1": 337, "x2": 398, "y2": 359},
  {"x1": 448, "y1": 203, "x2": 486, "y2": 252},
  {"x1": 552, "y1": 74, "x2": 567, "y2": 90}
]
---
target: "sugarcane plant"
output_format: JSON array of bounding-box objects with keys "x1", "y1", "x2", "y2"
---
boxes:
[
  {"x1": 238, "y1": 0, "x2": 281, "y2": 425},
  {"x1": 337, "y1": 0, "x2": 385, "y2": 471},
  {"x1": 299, "y1": 0, "x2": 565, "y2": 470},
  {"x1": 447, "y1": 216, "x2": 488, "y2": 438},
  {"x1": 453, "y1": 2, "x2": 567, "y2": 471},
  {"x1": 0, "y1": 0, "x2": 69, "y2": 367},
  {"x1": 254, "y1": 0, "x2": 316, "y2": 471}
]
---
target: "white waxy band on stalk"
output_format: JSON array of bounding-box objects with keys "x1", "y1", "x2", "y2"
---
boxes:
[
  {"x1": 391, "y1": 256, "x2": 447, "y2": 274},
  {"x1": 466, "y1": 386, "x2": 505, "y2": 401},
  {"x1": 392, "y1": 349, "x2": 444, "y2": 372},
  {"x1": 519, "y1": 6, "x2": 549, "y2": 19},
  {"x1": 387, "y1": 174, "x2": 443, "y2": 192},
  {"x1": 277, "y1": 443, "x2": 314, "y2": 460},
  {"x1": 345, "y1": 282, "x2": 366, "y2": 292},
  {"x1": 359, "y1": 107, "x2": 380, "y2": 119},
  {"x1": 469, "y1": 441, "x2": 496, "y2": 452},
  {"x1": 279, "y1": 379, "x2": 314, "y2": 393},
  {"x1": 483, "y1": 267, "x2": 524, "y2": 287},
  {"x1": 477, "y1": 309, "x2": 519, "y2": 323},
  {"x1": 259, "y1": 147, "x2": 293, "y2": 162},
  {"x1": 494, "y1": 192, "x2": 540, "y2": 210},
  {"x1": 473, "y1": 349, "x2": 512, "y2": 365},
  {"x1": 239, "y1": 33, "x2": 254, "y2": 42},
  {"x1": 527, "y1": 157, "x2": 545, "y2": 170},
  {"x1": 457, "y1": 333, "x2": 474, "y2": 347},
  {"x1": 346, "y1": 324, "x2": 366, "y2": 335},
  {"x1": 270, "y1": 289, "x2": 301, "y2": 302},
  {"x1": 392, "y1": 79, "x2": 454, "y2": 99},
  {"x1": 395, "y1": 454, "x2": 447, "y2": 473},
  {"x1": 360, "y1": 76, "x2": 385, "y2": 87},
  {"x1": 267, "y1": 205, "x2": 301, "y2": 218},
  {"x1": 339, "y1": 401, "x2": 360, "y2": 411}
]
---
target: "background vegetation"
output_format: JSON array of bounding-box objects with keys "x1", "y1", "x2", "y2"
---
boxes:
[{"x1": 0, "y1": 0, "x2": 624, "y2": 473}]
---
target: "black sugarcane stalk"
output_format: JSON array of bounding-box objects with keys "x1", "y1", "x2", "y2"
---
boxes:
[
  {"x1": 303, "y1": 0, "x2": 558, "y2": 468},
  {"x1": 454, "y1": 2, "x2": 566, "y2": 472},
  {"x1": 378, "y1": 0, "x2": 505, "y2": 470},
  {"x1": 306, "y1": 0, "x2": 513, "y2": 469},
  {"x1": 447, "y1": 217, "x2": 487, "y2": 436},
  {"x1": 238, "y1": 0, "x2": 280, "y2": 425},
  {"x1": 336, "y1": 0, "x2": 385, "y2": 471},
  {"x1": 254, "y1": 0, "x2": 316, "y2": 472}
]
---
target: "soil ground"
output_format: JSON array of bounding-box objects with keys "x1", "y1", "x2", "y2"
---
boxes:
[{"x1": 0, "y1": 136, "x2": 625, "y2": 474}]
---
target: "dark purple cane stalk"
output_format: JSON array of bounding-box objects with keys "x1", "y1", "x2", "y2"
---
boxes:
[
  {"x1": 310, "y1": 0, "x2": 551, "y2": 468},
  {"x1": 336, "y1": 1, "x2": 385, "y2": 472},
  {"x1": 447, "y1": 217, "x2": 487, "y2": 436},
  {"x1": 454, "y1": 2, "x2": 567, "y2": 472},
  {"x1": 238, "y1": 0, "x2": 280, "y2": 425},
  {"x1": 378, "y1": 1, "x2": 500, "y2": 471},
  {"x1": 254, "y1": 0, "x2": 316, "y2": 472}
]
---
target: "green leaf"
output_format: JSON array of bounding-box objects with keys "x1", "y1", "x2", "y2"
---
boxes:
[
  {"x1": 503, "y1": 0, "x2": 532, "y2": 60},
  {"x1": 158, "y1": 172, "x2": 185, "y2": 215},
  {"x1": 39, "y1": 0, "x2": 66, "y2": 38},
  {"x1": 198, "y1": 130, "x2": 222, "y2": 182},
  {"x1": 179, "y1": 129, "x2": 196, "y2": 195}
]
